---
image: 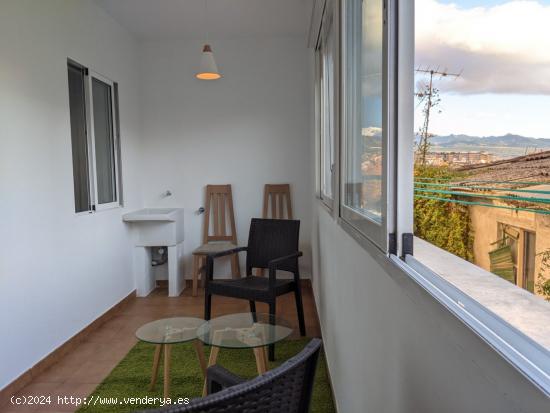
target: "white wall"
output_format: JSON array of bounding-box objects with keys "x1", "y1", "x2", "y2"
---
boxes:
[
  {"x1": 312, "y1": 205, "x2": 550, "y2": 412},
  {"x1": 0, "y1": 1, "x2": 312, "y2": 390},
  {"x1": 139, "y1": 37, "x2": 312, "y2": 278},
  {"x1": 0, "y1": 0, "x2": 141, "y2": 389}
]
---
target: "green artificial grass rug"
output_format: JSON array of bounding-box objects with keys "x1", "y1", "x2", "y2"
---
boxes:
[{"x1": 78, "y1": 338, "x2": 335, "y2": 412}]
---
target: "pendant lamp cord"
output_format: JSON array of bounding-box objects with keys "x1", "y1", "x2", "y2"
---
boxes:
[{"x1": 204, "y1": 0, "x2": 209, "y2": 43}]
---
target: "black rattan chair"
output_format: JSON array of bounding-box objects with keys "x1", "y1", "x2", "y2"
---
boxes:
[
  {"x1": 204, "y1": 218, "x2": 306, "y2": 361},
  {"x1": 142, "y1": 338, "x2": 322, "y2": 413}
]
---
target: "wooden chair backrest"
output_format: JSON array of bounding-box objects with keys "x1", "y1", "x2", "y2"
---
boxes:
[
  {"x1": 203, "y1": 185, "x2": 237, "y2": 244},
  {"x1": 262, "y1": 184, "x2": 293, "y2": 219}
]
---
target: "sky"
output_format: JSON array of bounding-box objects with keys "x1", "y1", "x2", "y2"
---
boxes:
[{"x1": 414, "y1": 0, "x2": 550, "y2": 139}]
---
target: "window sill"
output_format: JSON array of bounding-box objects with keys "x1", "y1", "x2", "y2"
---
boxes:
[
  {"x1": 414, "y1": 237, "x2": 550, "y2": 351},
  {"x1": 316, "y1": 196, "x2": 334, "y2": 215},
  {"x1": 399, "y1": 237, "x2": 550, "y2": 396},
  {"x1": 315, "y1": 206, "x2": 550, "y2": 395},
  {"x1": 75, "y1": 204, "x2": 122, "y2": 216}
]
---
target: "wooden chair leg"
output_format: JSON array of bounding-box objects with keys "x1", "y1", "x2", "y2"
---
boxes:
[
  {"x1": 149, "y1": 344, "x2": 163, "y2": 391},
  {"x1": 193, "y1": 340, "x2": 207, "y2": 378},
  {"x1": 230, "y1": 253, "x2": 240, "y2": 279},
  {"x1": 163, "y1": 344, "x2": 172, "y2": 398},
  {"x1": 253, "y1": 347, "x2": 267, "y2": 375},
  {"x1": 200, "y1": 256, "x2": 206, "y2": 288},
  {"x1": 192, "y1": 255, "x2": 200, "y2": 297},
  {"x1": 203, "y1": 335, "x2": 221, "y2": 396}
]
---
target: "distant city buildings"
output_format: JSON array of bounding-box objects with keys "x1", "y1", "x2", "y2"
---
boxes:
[{"x1": 415, "y1": 151, "x2": 496, "y2": 166}]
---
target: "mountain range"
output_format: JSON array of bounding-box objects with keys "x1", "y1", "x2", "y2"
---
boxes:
[{"x1": 428, "y1": 133, "x2": 550, "y2": 149}]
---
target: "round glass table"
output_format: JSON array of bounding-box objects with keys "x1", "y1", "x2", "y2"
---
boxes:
[
  {"x1": 135, "y1": 317, "x2": 206, "y2": 398},
  {"x1": 196, "y1": 312, "x2": 293, "y2": 396}
]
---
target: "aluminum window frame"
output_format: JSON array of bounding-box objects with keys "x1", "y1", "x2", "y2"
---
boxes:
[
  {"x1": 392, "y1": 0, "x2": 550, "y2": 395},
  {"x1": 86, "y1": 70, "x2": 121, "y2": 211},
  {"x1": 339, "y1": 0, "x2": 396, "y2": 252},
  {"x1": 68, "y1": 60, "x2": 122, "y2": 214},
  {"x1": 322, "y1": 0, "x2": 550, "y2": 396},
  {"x1": 316, "y1": 0, "x2": 340, "y2": 211}
]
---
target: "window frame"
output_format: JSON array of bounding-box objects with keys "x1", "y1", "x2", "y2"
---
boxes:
[
  {"x1": 315, "y1": 0, "x2": 340, "y2": 211},
  {"x1": 395, "y1": 0, "x2": 550, "y2": 395},
  {"x1": 86, "y1": 70, "x2": 121, "y2": 211},
  {"x1": 394, "y1": 0, "x2": 550, "y2": 394},
  {"x1": 67, "y1": 62, "x2": 93, "y2": 213},
  {"x1": 68, "y1": 60, "x2": 122, "y2": 214},
  {"x1": 339, "y1": 0, "x2": 396, "y2": 251},
  {"x1": 311, "y1": 0, "x2": 550, "y2": 396}
]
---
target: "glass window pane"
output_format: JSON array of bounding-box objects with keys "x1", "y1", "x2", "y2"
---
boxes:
[
  {"x1": 320, "y1": 18, "x2": 335, "y2": 201},
  {"x1": 524, "y1": 231, "x2": 536, "y2": 293},
  {"x1": 92, "y1": 78, "x2": 117, "y2": 204},
  {"x1": 67, "y1": 64, "x2": 91, "y2": 213},
  {"x1": 345, "y1": 0, "x2": 384, "y2": 222}
]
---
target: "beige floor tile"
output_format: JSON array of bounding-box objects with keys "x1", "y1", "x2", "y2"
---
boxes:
[{"x1": 4, "y1": 283, "x2": 320, "y2": 400}]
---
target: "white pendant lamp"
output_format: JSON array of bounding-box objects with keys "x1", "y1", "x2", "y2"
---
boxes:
[{"x1": 196, "y1": 0, "x2": 221, "y2": 80}]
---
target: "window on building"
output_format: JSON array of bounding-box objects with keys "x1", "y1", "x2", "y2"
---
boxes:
[
  {"x1": 524, "y1": 231, "x2": 536, "y2": 293},
  {"x1": 492, "y1": 224, "x2": 537, "y2": 294},
  {"x1": 341, "y1": 0, "x2": 389, "y2": 248},
  {"x1": 317, "y1": 2, "x2": 337, "y2": 207},
  {"x1": 67, "y1": 61, "x2": 121, "y2": 213}
]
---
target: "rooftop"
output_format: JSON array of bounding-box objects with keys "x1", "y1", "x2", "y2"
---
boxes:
[{"x1": 458, "y1": 150, "x2": 550, "y2": 186}]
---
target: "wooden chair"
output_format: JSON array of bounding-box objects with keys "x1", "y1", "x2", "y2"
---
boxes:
[
  {"x1": 263, "y1": 184, "x2": 293, "y2": 219},
  {"x1": 192, "y1": 185, "x2": 240, "y2": 296},
  {"x1": 256, "y1": 184, "x2": 294, "y2": 277}
]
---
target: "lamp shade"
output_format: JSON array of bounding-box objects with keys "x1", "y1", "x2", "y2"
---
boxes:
[{"x1": 196, "y1": 44, "x2": 221, "y2": 80}]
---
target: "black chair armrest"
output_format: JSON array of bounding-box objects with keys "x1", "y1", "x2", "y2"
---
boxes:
[
  {"x1": 267, "y1": 251, "x2": 302, "y2": 289},
  {"x1": 205, "y1": 247, "x2": 247, "y2": 285},
  {"x1": 268, "y1": 251, "x2": 303, "y2": 270},
  {"x1": 207, "y1": 246, "x2": 248, "y2": 259},
  {"x1": 206, "y1": 365, "x2": 246, "y2": 395}
]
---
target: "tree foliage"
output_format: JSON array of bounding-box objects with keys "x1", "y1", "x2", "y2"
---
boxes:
[
  {"x1": 536, "y1": 250, "x2": 550, "y2": 301},
  {"x1": 414, "y1": 166, "x2": 474, "y2": 262}
]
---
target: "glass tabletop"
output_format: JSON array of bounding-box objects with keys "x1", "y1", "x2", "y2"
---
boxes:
[
  {"x1": 135, "y1": 317, "x2": 205, "y2": 344},
  {"x1": 196, "y1": 312, "x2": 293, "y2": 349}
]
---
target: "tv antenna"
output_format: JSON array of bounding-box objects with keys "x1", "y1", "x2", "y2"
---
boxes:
[{"x1": 415, "y1": 66, "x2": 461, "y2": 166}]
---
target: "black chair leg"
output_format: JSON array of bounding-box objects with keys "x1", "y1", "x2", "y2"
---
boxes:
[
  {"x1": 294, "y1": 284, "x2": 306, "y2": 336},
  {"x1": 205, "y1": 293, "x2": 212, "y2": 320},
  {"x1": 249, "y1": 301, "x2": 257, "y2": 319},
  {"x1": 268, "y1": 300, "x2": 276, "y2": 361}
]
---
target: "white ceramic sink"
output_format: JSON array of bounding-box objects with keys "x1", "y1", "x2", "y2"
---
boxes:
[
  {"x1": 123, "y1": 208, "x2": 183, "y2": 222},
  {"x1": 122, "y1": 208, "x2": 184, "y2": 246},
  {"x1": 123, "y1": 208, "x2": 185, "y2": 297}
]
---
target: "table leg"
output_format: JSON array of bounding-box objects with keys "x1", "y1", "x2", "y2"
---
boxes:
[
  {"x1": 163, "y1": 344, "x2": 172, "y2": 398},
  {"x1": 150, "y1": 344, "x2": 163, "y2": 391},
  {"x1": 202, "y1": 345, "x2": 220, "y2": 396},
  {"x1": 253, "y1": 347, "x2": 267, "y2": 375},
  {"x1": 193, "y1": 340, "x2": 207, "y2": 378}
]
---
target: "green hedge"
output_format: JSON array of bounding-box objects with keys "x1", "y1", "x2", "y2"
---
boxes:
[{"x1": 414, "y1": 166, "x2": 474, "y2": 262}]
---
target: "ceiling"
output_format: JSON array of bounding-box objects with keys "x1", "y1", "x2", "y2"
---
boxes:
[{"x1": 93, "y1": 0, "x2": 310, "y2": 40}]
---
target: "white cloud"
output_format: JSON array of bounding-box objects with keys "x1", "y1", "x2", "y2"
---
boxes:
[{"x1": 416, "y1": 0, "x2": 550, "y2": 94}]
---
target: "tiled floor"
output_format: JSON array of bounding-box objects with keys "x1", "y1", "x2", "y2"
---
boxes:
[{"x1": 2, "y1": 283, "x2": 321, "y2": 412}]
